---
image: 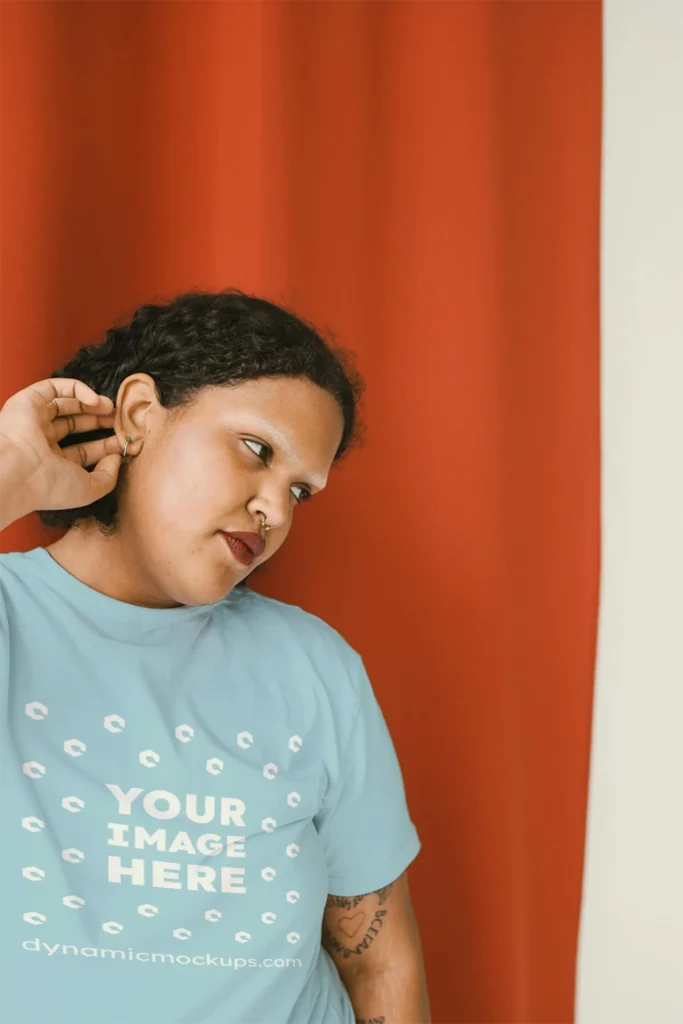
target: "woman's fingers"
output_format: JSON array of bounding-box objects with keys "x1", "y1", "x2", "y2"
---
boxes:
[
  {"x1": 87, "y1": 453, "x2": 125, "y2": 503},
  {"x1": 71, "y1": 379, "x2": 113, "y2": 409},
  {"x1": 45, "y1": 395, "x2": 115, "y2": 421},
  {"x1": 46, "y1": 397, "x2": 93, "y2": 420},
  {"x1": 50, "y1": 412, "x2": 117, "y2": 442},
  {"x1": 28, "y1": 376, "x2": 113, "y2": 411},
  {"x1": 61, "y1": 433, "x2": 124, "y2": 468}
]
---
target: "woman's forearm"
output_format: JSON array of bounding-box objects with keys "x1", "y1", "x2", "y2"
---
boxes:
[
  {"x1": 342, "y1": 959, "x2": 431, "y2": 1024},
  {"x1": 0, "y1": 436, "x2": 34, "y2": 529}
]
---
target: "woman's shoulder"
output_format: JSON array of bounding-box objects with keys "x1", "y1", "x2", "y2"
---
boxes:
[
  {"x1": 0, "y1": 550, "x2": 30, "y2": 628},
  {"x1": 0, "y1": 548, "x2": 38, "y2": 592},
  {"x1": 238, "y1": 587, "x2": 363, "y2": 677},
  {"x1": 0, "y1": 549, "x2": 34, "y2": 565},
  {"x1": 0, "y1": 548, "x2": 41, "y2": 571}
]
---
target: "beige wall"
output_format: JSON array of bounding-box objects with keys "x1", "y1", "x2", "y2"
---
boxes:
[{"x1": 576, "y1": 3, "x2": 683, "y2": 1023}]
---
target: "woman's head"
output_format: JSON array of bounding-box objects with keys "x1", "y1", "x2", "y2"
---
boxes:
[{"x1": 38, "y1": 289, "x2": 365, "y2": 606}]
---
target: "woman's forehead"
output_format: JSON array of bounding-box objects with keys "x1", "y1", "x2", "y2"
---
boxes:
[
  {"x1": 199, "y1": 375, "x2": 332, "y2": 413},
  {"x1": 191, "y1": 381, "x2": 339, "y2": 487}
]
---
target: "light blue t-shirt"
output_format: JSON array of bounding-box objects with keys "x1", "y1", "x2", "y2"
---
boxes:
[{"x1": 0, "y1": 547, "x2": 421, "y2": 1024}]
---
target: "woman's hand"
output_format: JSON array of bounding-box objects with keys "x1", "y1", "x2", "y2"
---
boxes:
[{"x1": 0, "y1": 377, "x2": 124, "y2": 527}]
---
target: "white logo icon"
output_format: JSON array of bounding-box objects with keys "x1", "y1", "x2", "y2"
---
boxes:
[
  {"x1": 261, "y1": 817, "x2": 277, "y2": 833},
  {"x1": 261, "y1": 911, "x2": 276, "y2": 924},
  {"x1": 206, "y1": 757, "x2": 223, "y2": 775},
  {"x1": 175, "y1": 724, "x2": 194, "y2": 743},
  {"x1": 138, "y1": 904, "x2": 159, "y2": 918},
  {"x1": 64, "y1": 738, "x2": 86, "y2": 757},
  {"x1": 25, "y1": 702, "x2": 48, "y2": 721},
  {"x1": 22, "y1": 866, "x2": 45, "y2": 881},
  {"x1": 104, "y1": 714, "x2": 125, "y2": 733},
  {"x1": 62, "y1": 796, "x2": 85, "y2": 813},
  {"x1": 261, "y1": 867, "x2": 276, "y2": 882},
  {"x1": 235, "y1": 931, "x2": 251, "y2": 943},
  {"x1": 23, "y1": 912, "x2": 47, "y2": 926},
  {"x1": 236, "y1": 731, "x2": 253, "y2": 749},
  {"x1": 22, "y1": 816, "x2": 45, "y2": 833},
  {"x1": 173, "y1": 928, "x2": 191, "y2": 941},
  {"x1": 263, "y1": 763, "x2": 278, "y2": 780},
  {"x1": 62, "y1": 849, "x2": 85, "y2": 864},
  {"x1": 205, "y1": 909, "x2": 222, "y2": 922},
  {"x1": 286, "y1": 843, "x2": 300, "y2": 858},
  {"x1": 63, "y1": 895, "x2": 85, "y2": 910},
  {"x1": 287, "y1": 791, "x2": 301, "y2": 808},
  {"x1": 288, "y1": 735, "x2": 302, "y2": 753},
  {"x1": 102, "y1": 921, "x2": 123, "y2": 935},
  {"x1": 286, "y1": 932, "x2": 300, "y2": 944},
  {"x1": 139, "y1": 749, "x2": 160, "y2": 768},
  {"x1": 22, "y1": 761, "x2": 46, "y2": 779},
  {"x1": 286, "y1": 890, "x2": 300, "y2": 904}
]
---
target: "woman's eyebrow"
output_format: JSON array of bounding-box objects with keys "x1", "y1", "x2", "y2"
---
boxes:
[{"x1": 238, "y1": 415, "x2": 328, "y2": 489}]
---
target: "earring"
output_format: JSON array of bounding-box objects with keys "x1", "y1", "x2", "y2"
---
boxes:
[{"x1": 121, "y1": 435, "x2": 134, "y2": 459}]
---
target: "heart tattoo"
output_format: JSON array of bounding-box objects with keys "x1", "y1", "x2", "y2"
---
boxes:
[{"x1": 338, "y1": 912, "x2": 365, "y2": 938}]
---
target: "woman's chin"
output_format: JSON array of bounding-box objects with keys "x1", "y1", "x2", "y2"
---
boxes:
[{"x1": 167, "y1": 566, "x2": 241, "y2": 608}]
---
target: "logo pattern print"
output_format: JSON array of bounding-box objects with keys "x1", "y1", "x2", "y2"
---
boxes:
[{"x1": 20, "y1": 701, "x2": 305, "y2": 946}]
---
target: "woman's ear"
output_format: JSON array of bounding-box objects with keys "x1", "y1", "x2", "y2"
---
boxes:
[{"x1": 114, "y1": 374, "x2": 159, "y2": 457}]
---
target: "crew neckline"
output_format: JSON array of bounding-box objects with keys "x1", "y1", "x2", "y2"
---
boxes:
[{"x1": 20, "y1": 546, "x2": 241, "y2": 628}]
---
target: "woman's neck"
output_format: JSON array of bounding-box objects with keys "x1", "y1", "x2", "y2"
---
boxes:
[{"x1": 44, "y1": 527, "x2": 184, "y2": 609}]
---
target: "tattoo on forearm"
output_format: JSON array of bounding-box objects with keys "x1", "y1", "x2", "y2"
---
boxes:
[
  {"x1": 322, "y1": 882, "x2": 394, "y2": 960},
  {"x1": 355, "y1": 1018, "x2": 386, "y2": 1023},
  {"x1": 325, "y1": 881, "x2": 394, "y2": 912},
  {"x1": 371, "y1": 883, "x2": 393, "y2": 906},
  {"x1": 322, "y1": 906, "x2": 387, "y2": 959},
  {"x1": 325, "y1": 893, "x2": 366, "y2": 910}
]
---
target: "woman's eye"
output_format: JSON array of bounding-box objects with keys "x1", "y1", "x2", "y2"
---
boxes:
[
  {"x1": 244, "y1": 438, "x2": 269, "y2": 462},
  {"x1": 242, "y1": 438, "x2": 313, "y2": 505}
]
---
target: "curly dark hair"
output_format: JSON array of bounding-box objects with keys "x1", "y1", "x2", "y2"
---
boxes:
[{"x1": 37, "y1": 288, "x2": 366, "y2": 585}]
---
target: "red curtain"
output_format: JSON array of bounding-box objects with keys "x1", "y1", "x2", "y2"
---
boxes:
[{"x1": 0, "y1": 3, "x2": 602, "y2": 1021}]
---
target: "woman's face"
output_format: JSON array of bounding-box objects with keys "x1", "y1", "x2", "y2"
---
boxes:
[{"x1": 111, "y1": 374, "x2": 345, "y2": 607}]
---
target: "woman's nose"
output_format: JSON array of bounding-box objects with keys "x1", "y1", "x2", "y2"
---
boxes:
[{"x1": 250, "y1": 495, "x2": 289, "y2": 532}]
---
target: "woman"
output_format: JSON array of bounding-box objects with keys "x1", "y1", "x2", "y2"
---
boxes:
[{"x1": 0, "y1": 290, "x2": 430, "y2": 1024}]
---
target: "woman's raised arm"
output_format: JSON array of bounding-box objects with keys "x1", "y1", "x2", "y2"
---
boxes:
[{"x1": 0, "y1": 377, "x2": 124, "y2": 530}]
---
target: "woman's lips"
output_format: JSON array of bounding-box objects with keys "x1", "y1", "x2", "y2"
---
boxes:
[
  {"x1": 219, "y1": 531, "x2": 266, "y2": 566},
  {"x1": 221, "y1": 533, "x2": 254, "y2": 566}
]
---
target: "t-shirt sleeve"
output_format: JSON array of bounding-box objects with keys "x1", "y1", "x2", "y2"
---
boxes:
[{"x1": 313, "y1": 653, "x2": 421, "y2": 896}]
